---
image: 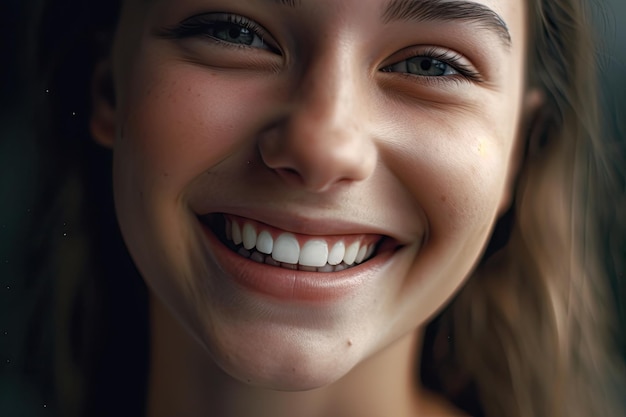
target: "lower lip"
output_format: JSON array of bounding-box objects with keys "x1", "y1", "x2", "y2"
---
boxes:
[{"x1": 198, "y1": 219, "x2": 395, "y2": 303}]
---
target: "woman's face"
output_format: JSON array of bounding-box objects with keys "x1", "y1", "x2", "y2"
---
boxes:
[{"x1": 96, "y1": 0, "x2": 530, "y2": 389}]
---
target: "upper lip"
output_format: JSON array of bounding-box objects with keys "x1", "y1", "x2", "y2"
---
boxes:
[{"x1": 196, "y1": 207, "x2": 415, "y2": 245}]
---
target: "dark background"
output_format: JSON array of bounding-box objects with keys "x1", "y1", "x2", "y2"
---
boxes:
[{"x1": 1, "y1": 0, "x2": 625, "y2": 415}]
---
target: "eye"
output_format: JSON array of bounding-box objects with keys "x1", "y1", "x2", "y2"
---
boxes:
[
  {"x1": 381, "y1": 48, "x2": 481, "y2": 82},
  {"x1": 162, "y1": 13, "x2": 279, "y2": 53},
  {"x1": 211, "y1": 22, "x2": 259, "y2": 46},
  {"x1": 385, "y1": 56, "x2": 457, "y2": 77}
]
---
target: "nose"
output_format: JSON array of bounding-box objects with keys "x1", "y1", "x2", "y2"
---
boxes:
[{"x1": 258, "y1": 56, "x2": 377, "y2": 193}]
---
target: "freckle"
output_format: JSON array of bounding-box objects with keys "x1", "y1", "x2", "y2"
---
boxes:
[
  {"x1": 440, "y1": 195, "x2": 447, "y2": 202},
  {"x1": 347, "y1": 340, "x2": 353, "y2": 347},
  {"x1": 292, "y1": 367, "x2": 296, "y2": 373}
]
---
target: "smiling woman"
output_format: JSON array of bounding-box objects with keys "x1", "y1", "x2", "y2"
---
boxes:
[{"x1": 23, "y1": 0, "x2": 625, "y2": 416}]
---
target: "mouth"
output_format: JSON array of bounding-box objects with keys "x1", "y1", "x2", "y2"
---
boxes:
[{"x1": 200, "y1": 213, "x2": 394, "y2": 273}]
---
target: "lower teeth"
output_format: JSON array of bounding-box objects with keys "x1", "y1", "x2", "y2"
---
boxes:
[{"x1": 233, "y1": 244, "x2": 354, "y2": 272}]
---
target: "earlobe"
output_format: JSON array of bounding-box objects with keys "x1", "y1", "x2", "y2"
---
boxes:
[{"x1": 90, "y1": 60, "x2": 117, "y2": 149}]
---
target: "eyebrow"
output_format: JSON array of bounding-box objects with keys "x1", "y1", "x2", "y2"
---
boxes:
[
  {"x1": 272, "y1": 0, "x2": 301, "y2": 6},
  {"x1": 382, "y1": 0, "x2": 512, "y2": 48}
]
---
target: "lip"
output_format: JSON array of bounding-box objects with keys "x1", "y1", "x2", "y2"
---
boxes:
[
  {"x1": 195, "y1": 206, "x2": 414, "y2": 243},
  {"x1": 197, "y1": 214, "x2": 401, "y2": 303}
]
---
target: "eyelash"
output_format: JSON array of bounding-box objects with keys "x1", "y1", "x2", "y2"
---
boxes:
[
  {"x1": 381, "y1": 47, "x2": 482, "y2": 83},
  {"x1": 161, "y1": 13, "x2": 279, "y2": 53}
]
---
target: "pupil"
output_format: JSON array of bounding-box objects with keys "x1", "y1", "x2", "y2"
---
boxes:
[
  {"x1": 209, "y1": 23, "x2": 256, "y2": 46},
  {"x1": 229, "y1": 27, "x2": 242, "y2": 39},
  {"x1": 420, "y1": 59, "x2": 432, "y2": 71}
]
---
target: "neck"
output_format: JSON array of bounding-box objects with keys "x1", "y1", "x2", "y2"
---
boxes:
[{"x1": 146, "y1": 295, "x2": 458, "y2": 417}]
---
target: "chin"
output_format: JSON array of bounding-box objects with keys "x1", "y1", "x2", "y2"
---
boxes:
[
  {"x1": 216, "y1": 354, "x2": 357, "y2": 392},
  {"x1": 198, "y1": 320, "x2": 368, "y2": 391}
]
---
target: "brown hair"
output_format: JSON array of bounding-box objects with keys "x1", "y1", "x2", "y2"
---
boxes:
[
  {"x1": 32, "y1": 1, "x2": 150, "y2": 415},
  {"x1": 422, "y1": 0, "x2": 625, "y2": 416}
]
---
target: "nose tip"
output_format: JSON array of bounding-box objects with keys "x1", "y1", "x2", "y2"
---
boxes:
[
  {"x1": 258, "y1": 118, "x2": 377, "y2": 192},
  {"x1": 258, "y1": 51, "x2": 377, "y2": 193}
]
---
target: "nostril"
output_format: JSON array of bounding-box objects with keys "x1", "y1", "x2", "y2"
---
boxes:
[
  {"x1": 273, "y1": 167, "x2": 305, "y2": 186},
  {"x1": 257, "y1": 117, "x2": 377, "y2": 191},
  {"x1": 281, "y1": 167, "x2": 299, "y2": 177}
]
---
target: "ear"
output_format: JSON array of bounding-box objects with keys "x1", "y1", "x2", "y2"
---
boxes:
[
  {"x1": 90, "y1": 59, "x2": 117, "y2": 149},
  {"x1": 498, "y1": 88, "x2": 545, "y2": 214}
]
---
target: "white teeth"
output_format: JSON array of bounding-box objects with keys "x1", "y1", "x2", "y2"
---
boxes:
[
  {"x1": 224, "y1": 218, "x2": 378, "y2": 270},
  {"x1": 250, "y1": 251, "x2": 265, "y2": 263},
  {"x1": 265, "y1": 256, "x2": 280, "y2": 267},
  {"x1": 327, "y1": 241, "x2": 345, "y2": 265},
  {"x1": 355, "y1": 245, "x2": 368, "y2": 264},
  {"x1": 272, "y1": 233, "x2": 300, "y2": 264},
  {"x1": 299, "y1": 265, "x2": 317, "y2": 272},
  {"x1": 343, "y1": 241, "x2": 359, "y2": 265},
  {"x1": 298, "y1": 239, "x2": 329, "y2": 267},
  {"x1": 256, "y1": 230, "x2": 273, "y2": 254},
  {"x1": 243, "y1": 223, "x2": 257, "y2": 250},
  {"x1": 225, "y1": 218, "x2": 232, "y2": 241},
  {"x1": 334, "y1": 263, "x2": 348, "y2": 271},
  {"x1": 232, "y1": 222, "x2": 243, "y2": 245}
]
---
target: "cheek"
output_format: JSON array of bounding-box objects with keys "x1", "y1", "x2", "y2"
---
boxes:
[
  {"x1": 380, "y1": 113, "x2": 515, "y2": 317},
  {"x1": 117, "y1": 63, "x2": 272, "y2": 197},
  {"x1": 441, "y1": 143, "x2": 505, "y2": 228},
  {"x1": 385, "y1": 115, "x2": 511, "y2": 238},
  {"x1": 110, "y1": 63, "x2": 277, "y2": 287}
]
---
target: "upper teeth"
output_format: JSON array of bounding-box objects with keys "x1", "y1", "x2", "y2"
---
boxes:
[{"x1": 225, "y1": 217, "x2": 376, "y2": 268}]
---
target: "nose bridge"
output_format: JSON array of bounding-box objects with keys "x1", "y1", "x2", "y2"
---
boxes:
[
  {"x1": 295, "y1": 50, "x2": 357, "y2": 134},
  {"x1": 258, "y1": 47, "x2": 376, "y2": 192}
]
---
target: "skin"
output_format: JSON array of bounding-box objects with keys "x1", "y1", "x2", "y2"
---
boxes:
[{"x1": 91, "y1": 0, "x2": 534, "y2": 415}]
